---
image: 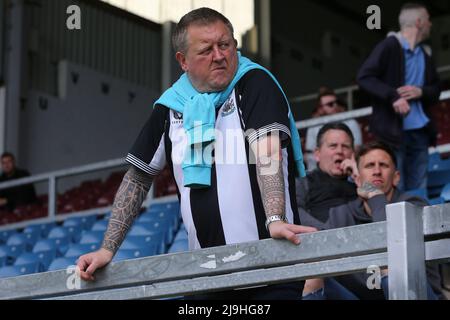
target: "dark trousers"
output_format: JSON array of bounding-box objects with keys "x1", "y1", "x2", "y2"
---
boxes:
[
  {"x1": 395, "y1": 127, "x2": 430, "y2": 191},
  {"x1": 185, "y1": 281, "x2": 305, "y2": 300}
]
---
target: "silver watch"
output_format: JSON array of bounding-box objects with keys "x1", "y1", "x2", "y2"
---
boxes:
[{"x1": 265, "y1": 214, "x2": 287, "y2": 231}]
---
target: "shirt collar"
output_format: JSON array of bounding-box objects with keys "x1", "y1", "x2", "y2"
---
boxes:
[{"x1": 399, "y1": 35, "x2": 421, "y2": 54}]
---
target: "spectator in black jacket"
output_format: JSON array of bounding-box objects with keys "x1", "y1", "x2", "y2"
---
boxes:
[
  {"x1": 302, "y1": 141, "x2": 444, "y2": 300},
  {"x1": 297, "y1": 122, "x2": 358, "y2": 227},
  {"x1": 357, "y1": 3, "x2": 441, "y2": 191},
  {"x1": 0, "y1": 152, "x2": 37, "y2": 211}
]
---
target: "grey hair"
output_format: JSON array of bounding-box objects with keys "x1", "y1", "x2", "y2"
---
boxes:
[
  {"x1": 172, "y1": 7, "x2": 235, "y2": 54},
  {"x1": 399, "y1": 3, "x2": 427, "y2": 29}
]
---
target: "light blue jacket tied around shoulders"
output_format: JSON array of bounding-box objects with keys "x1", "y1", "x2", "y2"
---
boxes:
[{"x1": 155, "y1": 52, "x2": 305, "y2": 189}]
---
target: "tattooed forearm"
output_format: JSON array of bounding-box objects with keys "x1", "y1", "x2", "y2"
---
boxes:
[
  {"x1": 255, "y1": 157, "x2": 285, "y2": 218},
  {"x1": 360, "y1": 182, "x2": 381, "y2": 194},
  {"x1": 102, "y1": 166, "x2": 154, "y2": 254}
]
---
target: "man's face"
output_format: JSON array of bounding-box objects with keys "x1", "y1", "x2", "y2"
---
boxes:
[
  {"x1": 1, "y1": 156, "x2": 15, "y2": 175},
  {"x1": 418, "y1": 9, "x2": 432, "y2": 40},
  {"x1": 357, "y1": 149, "x2": 400, "y2": 196},
  {"x1": 319, "y1": 95, "x2": 340, "y2": 116},
  {"x1": 176, "y1": 21, "x2": 238, "y2": 93},
  {"x1": 315, "y1": 129, "x2": 354, "y2": 177}
]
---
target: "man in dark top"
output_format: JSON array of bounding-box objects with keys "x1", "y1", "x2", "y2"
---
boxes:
[
  {"x1": 296, "y1": 122, "x2": 358, "y2": 226},
  {"x1": 357, "y1": 3, "x2": 441, "y2": 191},
  {"x1": 296, "y1": 122, "x2": 359, "y2": 297},
  {"x1": 302, "y1": 141, "x2": 444, "y2": 300},
  {"x1": 0, "y1": 152, "x2": 37, "y2": 211}
]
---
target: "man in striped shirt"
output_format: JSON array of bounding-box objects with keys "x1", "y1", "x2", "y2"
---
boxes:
[{"x1": 77, "y1": 7, "x2": 315, "y2": 299}]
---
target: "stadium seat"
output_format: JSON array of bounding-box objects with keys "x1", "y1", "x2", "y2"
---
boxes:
[
  {"x1": 78, "y1": 230, "x2": 104, "y2": 245},
  {"x1": 47, "y1": 226, "x2": 71, "y2": 239},
  {"x1": 48, "y1": 225, "x2": 82, "y2": 243},
  {"x1": 406, "y1": 188, "x2": 428, "y2": 200},
  {"x1": 14, "y1": 251, "x2": 55, "y2": 272},
  {"x1": 428, "y1": 169, "x2": 450, "y2": 187},
  {"x1": 7, "y1": 232, "x2": 39, "y2": 251},
  {"x1": 21, "y1": 226, "x2": 41, "y2": 241},
  {"x1": 148, "y1": 201, "x2": 179, "y2": 213},
  {"x1": 120, "y1": 235, "x2": 161, "y2": 255},
  {"x1": 429, "y1": 197, "x2": 445, "y2": 205},
  {"x1": 440, "y1": 183, "x2": 450, "y2": 202},
  {"x1": 63, "y1": 215, "x2": 97, "y2": 230},
  {"x1": 33, "y1": 238, "x2": 70, "y2": 256},
  {"x1": 427, "y1": 169, "x2": 450, "y2": 197},
  {"x1": 429, "y1": 157, "x2": 450, "y2": 171},
  {"x1": 112, "y1": 246, "x2": 158, "y2": 262},
  {"x1": 0, "y1": 256, "x2": 5, "y2": 267},
  {"x1": 428, "y1": 152, "x2": 442, "y2": 171},
  {"x1": 133, "y1": 221, "x2": 173, "y2": 245},
  {"x1": 139, "y1": 209, "x2": 180, "y2": 225},
  {"x1": 0, "y1": 244, "x2": 26, "y2": 265},
  {"x1": 0, "y1": 230, "x2": 18, "y2": 245},
  {"x1": 23, "y1": 222, "x2": 56, "y2": 238},
  {"x1": 47, "y1": 257, "x2": 77, "y2": 271},
  {"x1": 102, "y1": 212, "x2": 112, "y2": 220},
  {"x1": 91, "y1": 220, "x2": 109, "y2": 232},
  {"x1": 0, "y1": 262, "x2": 40, "y2": 278},
  {"x1": 63, "y1": 218, "x2": 83, "y2": 228},
  {"x1": 168, "y1": 239, "x2": 189, "y2": 253},
  {"x1": 64, "y1": 243, "x2": 100, "y2": 258}
]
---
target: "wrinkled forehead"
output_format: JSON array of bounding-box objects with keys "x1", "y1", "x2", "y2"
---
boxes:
[
  {"x1": 359, "y1": 149, "x2": 395, "y2": 167},
  {"x1": 186, "y1": 20, "x2": 233, "y2": 42},
  {"x1": 321, "y1": 129, "x2": 353, "y2": 145}
]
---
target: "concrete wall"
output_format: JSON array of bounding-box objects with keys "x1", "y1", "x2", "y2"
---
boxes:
[{"x1": 19, "y1": 60, "x2": 159, "y2": 178}]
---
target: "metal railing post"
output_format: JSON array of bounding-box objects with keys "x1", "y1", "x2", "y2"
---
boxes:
[
  {"x1": 48, "y1": 176, "x2": 56, "y2": 219},
  {"x1": 347, "y1": 88, "x2": 353, "y2": 110},
  {"x1": 386, "y1": 202, "x2": 427, "y2": 300}
]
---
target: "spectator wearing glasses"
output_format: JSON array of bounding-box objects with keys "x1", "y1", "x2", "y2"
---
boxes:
[{"x1": 305, "y1": 87, "x2": 362, "y2": 170}]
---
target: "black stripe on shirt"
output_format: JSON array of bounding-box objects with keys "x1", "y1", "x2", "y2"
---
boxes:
[{"x1": 189, "y1": 164, "x2": 226, "y2": 248}]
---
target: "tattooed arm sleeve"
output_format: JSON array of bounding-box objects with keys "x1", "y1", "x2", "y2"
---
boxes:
[
  {"x1": 101, "y1": 165, "x2": 155, "y2": 255},
  {"x1": 250, "y1": 134, "x2": 285, "y2": 219}
]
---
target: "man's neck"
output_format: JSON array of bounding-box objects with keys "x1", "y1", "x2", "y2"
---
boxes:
[{"x1": 400, "y1": 28, "x2": 422, "y2": 50}]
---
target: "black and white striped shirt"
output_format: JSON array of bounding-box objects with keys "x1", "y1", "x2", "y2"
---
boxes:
[{"x1": 126, "y1": 70, "x2": 300, "y2": 250}]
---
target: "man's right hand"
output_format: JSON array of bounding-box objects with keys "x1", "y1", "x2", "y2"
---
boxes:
[
  {"x1": 392, "y1": 98, "x2": 410, "y2": 116},
  {"x1": 340, "y1": 154, "x2": 359, "y2": 181},
  {"x1": 77, "y1": 248, "x2": 114, "y2": 281},
  {"x1": 268, "y1": 221, "x2": 317, "y2": 245}
]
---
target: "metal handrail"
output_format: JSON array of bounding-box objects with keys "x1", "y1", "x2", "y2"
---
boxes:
[
  {"x1": 289, "y1": 64, "x2": 450, "y2": 107},
  {"x1": 0, "y1": 158, "x2": 127, "y2": 224},
  {"x1": 0, "y1": 202, "x2": 448, "y2": 300}
]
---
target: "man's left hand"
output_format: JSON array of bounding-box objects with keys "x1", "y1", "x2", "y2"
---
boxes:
[
  {"x1": 397, "y1": 85, "x2": 422, "y2": 101},
  {"x1": 357, "y1": 182, "x2": 384, "y2": 200},
  {"x1": 268, "y1": 221, "x2": 317, "y2": 245}
]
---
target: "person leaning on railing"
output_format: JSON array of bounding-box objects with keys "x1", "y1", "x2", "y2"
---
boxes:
[{"x1": 76, "y1": 7, "x2": 316, "y2": 300}]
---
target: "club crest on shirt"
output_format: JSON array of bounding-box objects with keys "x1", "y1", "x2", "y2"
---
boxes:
[
  {"x1": 221, "y1": 96, "x2": 236, "y2": 117},
  {"x1": 172, "y1": 110, "x2": 183, "y2": 124}
]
